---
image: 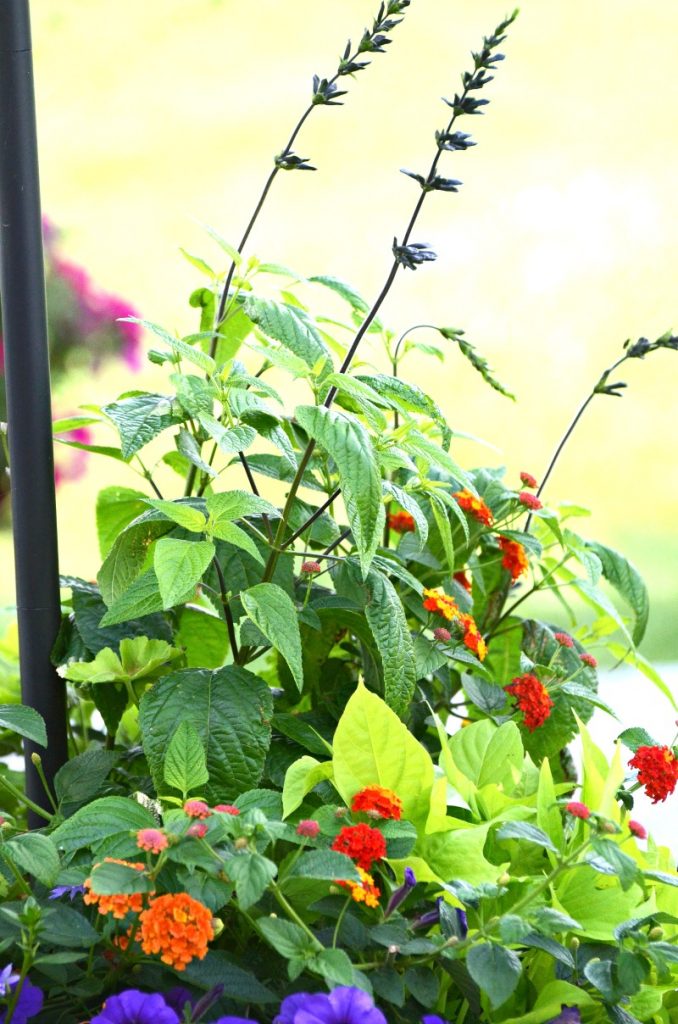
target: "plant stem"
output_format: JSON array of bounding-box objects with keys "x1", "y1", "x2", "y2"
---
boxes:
[
  {"x1": 0, "y1": 776, "x2": 52, "y2": 822},
  {"x1": 212, "y1": 556, "x2": 239, "y2": 661},
  {"x1": 281, "y1": 488, "x2": 341, "y2": 549},
  {"x1": 270, "y1": 882, "x2": 324, "y2": 952}
]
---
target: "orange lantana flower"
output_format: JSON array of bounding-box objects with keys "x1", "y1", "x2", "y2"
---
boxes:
[
  {"x1": 388, "y1": 510, "x2": 416, "y2": 534},
  {"x1": 339, "y1": 867, "x2": 381, "y2": 908},
  {"x1": 498, "y1": 537, "x2": 529, "y2": 581},
  {"x1": 83, "y1": 858, "x2": 149, "y2": 919},
  {"x1": 458, "y1": 612, "x2": 487, "y2": 661},
  {"x1": 453, "y1": 489, "x2": 494, "y2": 527},
  {"x1": 352, "y1": 785, "x2": 403, "y2": 821},
  {"x1": 139, "y1": 892, "x2": 214, "y2": 971}
]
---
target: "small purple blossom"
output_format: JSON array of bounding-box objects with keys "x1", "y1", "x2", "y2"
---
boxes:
[
  {"x1": 385, "y1": 866, "x2": 417, "y2": 917},
  {"x1": 162, "y1": 988, "x2": 195, "y2": 1014},
  {"x1": 0, "y1": 966, "x2": 19, "y2": 997},
  {"x1": 422, "y1": 1017, "x2": 450, "y2": 1024},
  {"x1": 547, "y1": 1009, "x2": 581, "y2": 1024},
  {"x1": 412, "y1": 896, "x2": 442, "y2": 929},
  {"x1": 279, "y1": 987, "x2": 387, "y2": 1024},
  {"x1": 91, "y1": 989, "x2": 179, "y2": 1024},
  {"x1": 0, "y1": 974, "x2": 44, "y2": 1024},
  {"x1": 455, "y1": 907, "x2": 468, "y2": 939},
  {"x1": 49, "y1": 883, "x2": 86, "y2": 901}
]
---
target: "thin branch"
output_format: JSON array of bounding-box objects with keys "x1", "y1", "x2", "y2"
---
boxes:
[
  {"x1": 212, "y1": 556, "x2": 239, "y2": 661},
  {"x1": 281, "y1": 488, "x2": 341, "y2": 549}
]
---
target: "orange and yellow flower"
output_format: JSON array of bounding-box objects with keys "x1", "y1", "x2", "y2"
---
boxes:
[
  {"x1": 423, "y1": 587, "x2": 459, "y2": 621},
  {"x1": 453, "y1": 489, "x2": 494, "y2": 527},
  {"x1": 498, "y1": 537, "x2": 528, "y2": 581},
  {"x1": 139, "y1": 892, "x2": 214, "y2": 971},
  {"x1": 83, "y1": 859, "x2": 149, "y2": 919},
  {"x1": 351, "y1": 786, "x2": 403, "y2": 821},
  {"x1": 339, "y1": 867, "x2": 381, "y2": 909},
  {"x1": 458, "y1": 612, "x2": 487, "y2": 661}
]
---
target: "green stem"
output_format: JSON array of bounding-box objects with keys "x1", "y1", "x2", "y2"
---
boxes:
[
  {"x1": 0, "y1": 776, "x2": 52, "y2": 823},
  {"x1": 270, "y1": 882, "x2": 324, "y2": 952},
  {"x1": 332, "y1": 895, "x2": 352, "y2": 949}
]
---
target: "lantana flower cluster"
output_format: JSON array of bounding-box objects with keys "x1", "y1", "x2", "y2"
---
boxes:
[{"x1": 422, "y1": 588, "x2": 487, "y2": 660}]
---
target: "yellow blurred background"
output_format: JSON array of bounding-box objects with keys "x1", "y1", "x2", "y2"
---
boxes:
[{"x1": 2, "y1": 0, "x2": 677, "y2": 656}]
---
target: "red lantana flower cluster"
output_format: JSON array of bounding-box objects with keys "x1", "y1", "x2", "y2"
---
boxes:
[
  {"x1": 453, "y1": 489, "x2": 494, "y2": 527},
  {"x1": 351, "y1": 785, "x2": 402, "y2": 820},
  {"x1": 629, "y1": 745, "x2": 678, "y2": 803},
  {"x1": 388, "y1": 510, "x2": 416, "y2": 534},
  {"x1": 520, "y1": 471, "x2": 538, "y2": 489},
  {"x1": 505, "y1": 674, "x2": 554, "y2": 731},
  {"x1": 518, "y1": 491, "x2": 542, "y2": 510},
  {"x1": 453, "y1": 569, "x2": 472, "y2": 592},
  {"x1": 498, "y1": 537, "x2": 528, "y2": 580},
  {"x1": 331, "y1": 823, "x2": 387, "y2": 871}
]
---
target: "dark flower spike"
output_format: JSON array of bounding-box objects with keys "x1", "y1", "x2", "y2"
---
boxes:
[
  {"x1": 400, "y1": 169, "x2": 463, "y2": 193},
  {"x1": 392, "y1": 238, "x2": 437, "y2": 270},
  {"x1": 274, "y1": 152, "x2": 317, "y2": 172},
  {"x1": 436, "y1": 129, "x2": 476, "y2": 151},
  {"x1": 312, "y1": 76, "x2": 348, "y2": 106}
]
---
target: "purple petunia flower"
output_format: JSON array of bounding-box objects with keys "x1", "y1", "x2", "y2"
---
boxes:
[
  {"x1": 275, "y1": 993, "x2": 309, "y2": 1024},
  {"x1": 211, "y1": 1018, "x2": 261, "y2": 1024},
  {"x1": 547, "y1": 1009, "x2": 581, "y2": 1024},
  {"x1": 287, "y1": 987, "x2": 387, "y2": 1024},
  {"x1": 422, "y1": 1016, "x2": 450, "y2": 1024},
  {"x1": 0, "y1": 975, "x2": 44, "y2": 1024},
  {"x1": 91, "y1": 989, "x2": 179, "y2": 1024},
  {"x1": 385, "y1": 867, "x2": 417, "y2": 918}
]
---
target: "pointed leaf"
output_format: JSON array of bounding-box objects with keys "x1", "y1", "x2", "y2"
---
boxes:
[
  {"x1": 154, "y1": 538, "x2": 215, "y2": 609},
  {"x1": 240, "y1": 583, "x2": 303, "y2": 691}
]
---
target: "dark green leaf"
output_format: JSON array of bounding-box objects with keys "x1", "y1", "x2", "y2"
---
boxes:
[
  {"x1": 466, "y1": 942, "x2": 521, "y2": 1008},
  {"x1": 0, "y1": 705, "x2": 46, "y2": 747}
]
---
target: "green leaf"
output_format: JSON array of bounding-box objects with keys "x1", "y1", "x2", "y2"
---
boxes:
[
  {"x1": 89, "y1": 858, "x2": 153, "y2": 895},
  {"x1": 384, "y1": 483, "x2": 428, "y2": 549},
  {"x1": 206, "y1": 490, "x2": 279, "y2": 523},
  {"x1": 496, "y1": 821, "x2": 558, "y2": 852},
  {"x1": 617, "y1": 727, "x2": 658, "y2": 752},
  {"x1": 129, "y1": 318, "x2": 216, "y2": 374},
  {"x1": 336, "y1": 561, "x2": 416, "y2": 716},
  {"x1": 308, "y1": 275, "x2": 379, "y2": 329},
  {"x1": 154, "y1": 538, "x2": 215, "y2": 609},
  {"x1": 98, "y1": 511, "x2": 174, "y2": 606},
  {"x1": 257, "y1": 917, "x2": 313, "y2": 959},
  {"x1": 227, "y1": 852, "x2": 277, "y2": 910},
  {"x1": 208, "y1": 521, "x2": 264, "y2": 563},
  {"x1": 198, "y1": 414, "x2": 257, "y2": 455},
  {"x1": 55, "y1": 748, "x2": 119, "y2": 808},
  {"x1": 244, "y1": 296, "x2": 332, "y2": 374},
  {"x1": 0, "y1": 705, "x2": 47, "y2": 747},
  {"x1": 289, "y1": 850, "x2": 361, "y2": 882},
  {"x1": 96, "y1": 486, "x2": 148, "y2": 559},
  {"x1": 296, "y1": 405, "x2": 384, "y2": 577},
  {"x1": 98, "y1": 569, "x2": 165, "y2": 626},
  {"x1": 179, "y1": 247, "x2": 216, "y2": 279},
  {"x1": 240, "y1": 584, "x2": 304, "y2": 690},
  {"x1": 356, "y1": 375, "x2": 446, "y2": 434},
  {"x1": 139, "y1": 666, "x2": 273, "y2": 803},
  {"x1": 164, "y1": 720, "x2": 210, "y2": 796},
  {"x1": 466, "y1": 942, "x2": 522, "y2": 1008},
  {"x1": 51, "y1": 797, "x2": 157, "y2": 853},
  {"x1": 333, "y1": 682, "x2": 434, "y2": 827},
  {"x1": 182, "y1": 950, "x2": 276, "y2": 1003},
  {"x1": 429, "y1": 493, "x2": 455, "y2": 572},
  {"x1": 588, "y1": 839, "x2": 641, "y2": 890},
  {"x1": 176, "y1": 428, "x2": 218, "y2": 479},
  {"x1": 438, "y1": 328, "x2": 515, "y2": 400},
  {"x1": 1, "y1": 834, "x2": 60, "y2": 886},
  {"x1": 175, "y1": 606, "x2": 229, "y2": 668},
  {"x1": 450, "y1": 720, "x2": 523, "y2": 792},
  {"x1": 584, "y1": 541, "x2": 649, "y2": 644},
  {"x1": 312, "y1": 947, "x2": 355, "y2": 986},
  {"x1": 145, "y1": 499, "x2": 207, "y2": 532},
  {"x1": 103, "y1": 391, "x2": 180, "y2": 459},
  {"x1": 405, "y1": 429, "x2": 467, "y2": 481}
]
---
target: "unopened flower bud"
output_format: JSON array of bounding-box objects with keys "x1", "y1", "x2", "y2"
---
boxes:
[
  {"x1": 387, "y1": 944, "x2": 400, "y2": 955},
  {"x1": 211, "y1": 917, "x2": 224, "y2": 938},
  {"x1": 234, "y1": 837, "x2": 249, "y2": 850},
  {"x1": 599, "y1": 821, "x2": 618, "y2": 834},
  {"x1": 301, "y1": 560, "x2": 321, "y2": 574},
  {"x1": 649, "y1": 926, "x2": 664, "y2": 941},
  {"x1": 570, "y1": 937, "x2": 580, "y2": 951},
  {"x1": 497, "y1": 872, "x2": 511, "y2": 885},
  {"x1": 335, "y1": 806, "x2": 348, "y2": 818},
  {"x1": 296, "y1": 819, "x2": 320, "y2": 839},
  {"x1": 31, "y1": 752, "x2": 42, "y2": 766},
  {"x1": 446, "y1": 935, "x2": 460, "y2": 947}
]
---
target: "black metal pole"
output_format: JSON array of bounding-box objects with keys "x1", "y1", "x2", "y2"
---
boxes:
[{"x1": 0, "y1": 0, "x2": 67, "y2": 817}]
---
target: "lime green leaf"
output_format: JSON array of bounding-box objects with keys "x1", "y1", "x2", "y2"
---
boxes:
[
  {"x1": 333, "y1": 682, "x2": 434, "y2": 827},
  {"x1": 154, "y1": 538, "x2": 215, "y2": 609},
  {"x1": 102, "y1": 391, "x2": 180, "y2": 459},
  {"x1": 179, "y1": 247, "x2": 216, "y2": 279},
  {"x1": 126, "y1": 318, "x2": 216, "y2": 374},
  {"x1": 139, "y1": 666, "x2": 272, "y2": 803},
  {"x1": 98, "y1": 569, "x2": 165, "y2": 626},
  {"x1": 198, "y1": 414, "x2": 257, "y2": 455},
  {"x1": 98, "y1": 512, "x2": 174, "y2": 606},
  {"x1": 496, "y1": 821, "x2": 558, "y2": 852},
  {"x1": 240, "y1": 583, "x2": 303, "y2": 690},
  {"x1": 450, "y1": 720, "x2": 523, "y2": 792},
  {"x1": 209, "y1": 521, "x2": 263, "y2": 563},
  {"x1": 296, "y1": 405, "x2": 383, "y2": 577},
  {"x1": 282, "y1": 756, "x2": 334, "y2": 818},
  {"x1": 0, "y1": 704, "x2": 47, "y2": 747},
  {"x1": 206, "y1": 490, "x2": 279, "y2": 522},
  {"x1": 145, "y1": 499, "x2": 207, "y2": 532},
  {"x1": 164, "y1": 720, "x2": 210, "y2": 797}
]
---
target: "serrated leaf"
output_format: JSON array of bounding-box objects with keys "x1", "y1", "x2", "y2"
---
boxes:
[
  {"x1": 177, "y1": 428, "x2": 218, "y2": 478},
  {"x1": 244, "y1": 296, "x2": 332, "y2": 375},
  {"x1": 139, "y1": 666, "x2": 272, "y2": 803},
  {"x1": 198, "y1": 414, "x2": 257, "y2": 455},
  {"x1": 164, "y1": 720, "x2": 210, "y2": 796},
  {"x1": 289, "y1": 850, "x2": 361, "y2": 882},
  {"x1": 102, "y1": 391, "x2": 180, "y2": 459},
  {"x1": 89, "y1": 858, "x2": 152, "y2": 895},
  {"x1": 240, "y1": 584, "x2": 303, "y2": 690},
  {"x1": 0, "y1": 705, "x2": 47, "y2": 747},
  {"x1": 96, "y1": 486, "x2": 149, "y2": 559},
  {"x1": 98, "y1": 569, "x2": 167, "y2": 626},
  {"x1": 296, "y1": 405, "x2": 383, "y2": 577},
  {"x1": 209, "y1": 521, "x2": 264, "y2": 563},
  {"x1": 154, "y1": 538, "x2": 215, "y2": 609},
  {"x1": 98, "y1": 512, "x2": 174, "y2": 606},
  {"x1": 206, "y1": 490, "x2": 278, "y2": 522},
  {"x1": 257, "y1": 917, "x2": 313, "y2": 959},
  {"x1": 1, "y1": 834, "x2": 60, "y2": 886},
  {"x1": 124, "y1": 318, "x2": 216, "y2": 374},
  {"x1": 617, "y1": 727, "x2": 658, "y2": 752},
  {"x1": 585, "y1": 541, "x2": 649, "y2": 645},
  {"x1": 383, "y1": 483, "x2": 428, "y2": 550},
  {"x1": 51, "y1": 797, "x2": 157, "y2": 853}
]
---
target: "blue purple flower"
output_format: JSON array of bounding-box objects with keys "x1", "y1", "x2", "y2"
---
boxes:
[
  {"x1": 278, "y1": 987, "x2": 387, "y2": 1024},
  {"x1": 547, "y1": 1009, "x2": 581, "y2": 1024},
  {"x1": 385, "y1": 867, "x2": 416, "y2": 918},
  {"x1": 0, "y1": 973, "x2": 44, "y2": 1024},
  {"x1": 422, "y1": 1016, "x2": 450, "y2": 1024},
  {"x1": 91, "y1": 989, "x2": 179, "y2": 1024},
  {"x1": 49, "y1": 883, "x2": 86, "y2": 901}
]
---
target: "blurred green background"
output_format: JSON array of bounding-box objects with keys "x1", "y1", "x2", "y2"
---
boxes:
[{"x1": 2, "y1": 0, "x2": 677, "y2": 658}]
